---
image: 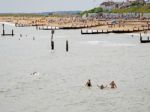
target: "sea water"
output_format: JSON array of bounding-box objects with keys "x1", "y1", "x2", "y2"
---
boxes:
[{"x1": 0, "y1": 23, "x2": 150, "y2": 112}]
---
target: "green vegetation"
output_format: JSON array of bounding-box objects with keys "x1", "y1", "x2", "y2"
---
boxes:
[
  {"x1": 81, "y1": 7, "x2": 103, "y2": 16},
  {"x1": 111, "y1": 4, "x2": 150, "y2": 13},
  {"x1": 88, "y1": 7, "x2": 103, "y2": 13},
  {"x1": 81, "y1": 2, "x2": 150, "y2": 16},
  {"x1": 131, "y1": 1, "x2": 144, "y2": 7}
]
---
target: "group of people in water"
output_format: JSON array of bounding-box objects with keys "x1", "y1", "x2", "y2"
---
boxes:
[{"x1": 85, "y1": 79, "x2": 117, "y2": 89}]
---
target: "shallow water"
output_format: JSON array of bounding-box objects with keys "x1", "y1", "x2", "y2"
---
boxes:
[{"x1": 0, "y1": 23, "x2": 150, "y2": 112}]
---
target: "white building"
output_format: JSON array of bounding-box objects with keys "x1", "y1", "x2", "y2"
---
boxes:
[
  {"x1": 146, "y1": 0, "x2": 150, "y2": 4},
  {"x1": 100, "y1": 1, "x2": 117, "y2": 11}
]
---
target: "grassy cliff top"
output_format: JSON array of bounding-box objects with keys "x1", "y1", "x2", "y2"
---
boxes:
[{"x1": 112, "y1": 4, "x2": 150, "y2": 13}]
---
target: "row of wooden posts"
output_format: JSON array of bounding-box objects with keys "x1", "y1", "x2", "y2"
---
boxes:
[
  {"x1": 51, "y1": 30, "x2": 69, "y2": 52},
  {"x1": 50, "y1": 40, "x2": 69, "y2": 52},
  {"x1": 0, "y1": 24, "x2": 69, "y2": 51},
  {"x1": 1, "y1": 24, "x2": 14, "y2": 36},
  {"x1": 81, "y1": 27, "x2": 150, "y2": 34},
  {"x1": 1, "y1": 24, "x2": 150, "y2": 44}
]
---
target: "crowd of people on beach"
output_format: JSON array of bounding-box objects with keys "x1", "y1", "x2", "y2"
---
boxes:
[{"x1": 85, "y1": 79, "x2": 117, "y2": 89}]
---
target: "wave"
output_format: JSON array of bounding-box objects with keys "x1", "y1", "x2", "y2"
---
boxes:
[{"x1": 82, "y1": 41, "x2": 136, "y2": 47}]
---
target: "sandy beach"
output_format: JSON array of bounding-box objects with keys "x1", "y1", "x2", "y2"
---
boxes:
[{"x1": 0, "y1": 16, "x2": 150, "y2": 33}]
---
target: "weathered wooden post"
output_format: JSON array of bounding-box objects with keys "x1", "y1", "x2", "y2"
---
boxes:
[
  {"x1": 51, "y1": 29, "x2": 55, "y2": 40},
  {"x1": 140, "y1": 33, "x2": 142, "y2": 42},
  {"x1": 50, "y1": 29, "x2": 55, "y2": 50},
  {"x1": 2, "y1": 24, "x2": 5, "y2": 36},
  {"x1": 66, "y1": 40, "x2": 69, "y2": 52},
  {"x1": 51, "y1": 40, "x2": 54, "y2": 50},
  {"x1": 12, "y1": 30, "x2": 14, "y2": 36}
]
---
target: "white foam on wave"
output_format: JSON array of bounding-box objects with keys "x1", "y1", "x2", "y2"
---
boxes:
[
  {"x1": 103, "y1": 43, "x2": 136, "y2": 47},
  {"x1": 87, "y1": 41, "x2": 100, "y2": 45},
  {"x1": 83, "y1": 41, "x2": 136, "y2": 47}
]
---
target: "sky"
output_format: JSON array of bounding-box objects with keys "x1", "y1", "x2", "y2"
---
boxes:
[{"x1": 0, "y1": 0, "x2": 123, "y2": 13}]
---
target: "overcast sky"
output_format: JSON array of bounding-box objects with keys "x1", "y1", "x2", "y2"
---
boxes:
[{"x1": 0, "y1": 0, "x2": 124, "y2": 13}]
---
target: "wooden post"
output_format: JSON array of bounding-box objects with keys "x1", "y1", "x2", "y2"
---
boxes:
[
  {"x1": 66, "y1": 40, "x2": 69, "y2": 52},
  {"x1": 2, "y1": 24, "x2": 5, "y2": 35},
  {"x1": 51, "y1": 30, "x2": 55, "y2": 40},
  {"x1": 12, "y1": 30, "x2": 14, "y2": 36},
  {"x1": 140, "y1": 33, "x2": 142, "y2": 42},
  {"x1": 51, "y1": 40, "x2": 54, "y2": 50}
]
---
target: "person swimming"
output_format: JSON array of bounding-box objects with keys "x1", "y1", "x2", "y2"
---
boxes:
[
  {"x1": 110, "y1": 81, "x2": 117, "y2": 89},
  {"x1": 86, "y1": 79, "x2": 92, "y2": 87},
  {"x1": 30, "y1": 72, "x2": 39, "y2": 76},
  {"x1": 97, "y1": 84, "x2": 107, "y2": 89}
]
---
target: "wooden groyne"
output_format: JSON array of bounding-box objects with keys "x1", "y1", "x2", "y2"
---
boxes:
[
  {"x1": 81, "y1": 29, "x2": 111, "y2": 34},
  {"x1": 112, "y1": 27, "x2": 150, "y2": 33},
  {"x1": 38, "y1": 26, "x2": 59, "y2": 30},
  {"x1": 1, "y1": 31, "x2": 14, "y2": 36},
  {"x1": 15, "y1": 23, "x2": 45, "y2": 27},
  {"x1": 39, "y1": 25, "x2": 99, "y2": 30},
  {"x1": 1, "y1": 24, "x2": 14, "y2": 36},
  {"x1": 112, "y1": 29, "x2": 141, "y2": 33},
  {"x1": 81, "y1": 27, "x2": 150, "y2": 35},
  {"x1": 60, "y1": 26, "x2": 87, "y2": 30},
  {"x1": 59, "y1": 23, "x2": 103, "y2": 30},
  {"x1": 140, "y1": 34, "x2": 150, "y2": 43},
  {"x1": 15, "y1": 23, "x2": 31, "y2": 27}
]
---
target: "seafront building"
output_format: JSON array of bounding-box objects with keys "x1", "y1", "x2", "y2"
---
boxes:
[
  {"x1": 127, "y1": 0, "x2": 145, "y2": 3},
  {"x1": 146, "y1": 0, "x2": 150, "y2": 3},
  {"x1": 96, "y1": 0, "x2": 150, "y2": 19},
  {"x1": 100, "y1": 1, "x2": 118, "y2": 11},
  {"x1": 100, "y1": 0, "x2": 146, "y2": 11}
]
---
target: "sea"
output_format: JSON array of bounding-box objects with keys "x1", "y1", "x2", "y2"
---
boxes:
[{"x1": 0, "y1": 22, "x2": 150, "y2": 112}]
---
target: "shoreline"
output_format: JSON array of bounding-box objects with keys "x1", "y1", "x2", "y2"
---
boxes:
[{"x1": 0, "y1": 16, "x2": 150, "y2": 33}]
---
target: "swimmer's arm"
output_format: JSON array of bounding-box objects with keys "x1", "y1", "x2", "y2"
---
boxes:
[{"x1": 115, "y1": 84, "x2": 117, "y2": 88}]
